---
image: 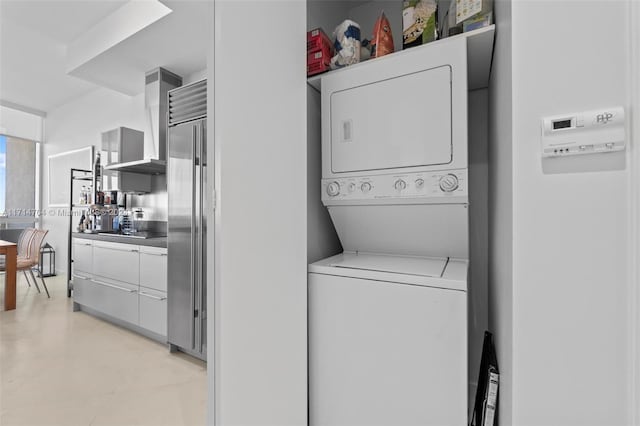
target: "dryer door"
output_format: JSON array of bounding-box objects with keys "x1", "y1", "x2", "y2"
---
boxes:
[{"x1": 330, "y1": 65, "x2": 452, "y2": 174}]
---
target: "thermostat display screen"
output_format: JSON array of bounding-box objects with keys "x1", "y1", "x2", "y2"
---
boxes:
[{"x1": 553, "y1": 119, "x2": 572, "y2": 130}]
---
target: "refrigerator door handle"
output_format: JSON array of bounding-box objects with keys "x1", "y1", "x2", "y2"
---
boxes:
[
  {"x1": 194, "y1": 121, "x2": 204, "y2": 352},
  {"x1": 190, "y1": 124, "x2": 198, "y2": 350},
  {"x1": 197, "y1": 121, "x2": 206, "y2": 353}
]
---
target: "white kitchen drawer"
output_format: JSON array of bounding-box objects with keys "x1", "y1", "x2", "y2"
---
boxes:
[
  {"x1": 72, "y1": 238, "x2": 93, "y2": 274},
  {"x1": 93, "y1": 241, "x2": 140, "y2": 285},
  {"x1": 72, "y1": 272, "x2": 94, "y2": 308},
  {"x1": 139, "y1": 246, "x2": 167, "y2": 256},
  {"x1": 88, "y1": 276, "x2": 139, "y2": 325},
  {"x1": 140, "y1": 247, "x2": 167, "y2": 292},
  {"x1": 138, "y1": 286, "x2": 167, "y2": 337}
]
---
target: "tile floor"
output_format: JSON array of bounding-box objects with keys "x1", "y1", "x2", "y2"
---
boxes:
[{"x1": 0, "y1": 273, "x2": 206, "y2": 426}]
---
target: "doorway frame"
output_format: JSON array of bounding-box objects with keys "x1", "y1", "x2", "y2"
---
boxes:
[{"x1": 631, "y1": 0, "x2": 640, "y2": 423}]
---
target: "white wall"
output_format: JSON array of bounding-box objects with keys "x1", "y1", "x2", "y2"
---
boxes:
[
  {"x1": 205, "y1": 3, "x2": 215, "y2": 425},
  {"x1": 0, "y1": 105, "x2": 43, "y2": 142},
  {"x1": 468, "y1": 89, "x2": 489, "y2": 410},
  {"x1": 306, "y1": 86, "x2": 342, "y2": 264},
  {"x1": 184, "y1": 69, "x2": 207, "y2": 85},
  {"x1": 488, "y1": 0, "x2": 513, "y2": 423},
  {"x1": 631, "y1": 2, "x2": 640, "y2": 423},
  {"x1": 307, "y1": 0, "x2": 352, "y2": 35},
  {"x1": 213, "y1": 1, "x2": 307, "y2": 424},
  {"x1": 510, "y1": 1, "x2": 632, "y2": 424}
]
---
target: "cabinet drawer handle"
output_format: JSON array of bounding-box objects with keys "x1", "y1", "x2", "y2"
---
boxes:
[
  {"x1": 91, "y1": 279, "x2": 137, "y2": 293},
  {"x1": 76, "y1": 242, "x2": 92, "y2": 246},
  {"x1": 142, "y1": 252, "x2": 167, "y2": 257},
  {"x1": 96, "y1": 246, "x2": 139, "y2": 253},
  {"x1": 72, "y1": 274, "x2": 91, "y2": 280},
  {"x1": 139, "y1": 291, "x2": 167, "y2": 301}
]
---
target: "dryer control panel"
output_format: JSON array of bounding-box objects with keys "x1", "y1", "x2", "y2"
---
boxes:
[{"x1": 322, "y1": 170, "x2": 468, "y2": 204}]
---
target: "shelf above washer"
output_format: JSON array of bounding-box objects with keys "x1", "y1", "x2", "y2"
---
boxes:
[{"x1": 307, "y1": 25, "x2": 495, "y2": 92}]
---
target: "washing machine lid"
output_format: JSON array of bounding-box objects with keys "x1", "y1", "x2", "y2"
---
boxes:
[
  {"x1": 309, "y1": 252, "x2": 468, "y2": 292},
  {"x1": 329, "y1": 252, "x2": 447, "y2": 278}
]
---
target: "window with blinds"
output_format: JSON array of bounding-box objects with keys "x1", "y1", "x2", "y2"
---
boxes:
[{"x1": 0, "y1": 135, "x2": 38, "y2": 227}]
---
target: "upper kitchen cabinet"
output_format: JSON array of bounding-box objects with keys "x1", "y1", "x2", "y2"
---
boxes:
[
  {"x1": 102, "y1": 127, "x2": 144, "y2": 165},
  {"x1": 65, "y1": 1, "x2": 208, "y2": 96},
  {"x1": 101, "y1": 127, "x2": 152, "y2": 192},
  {"x1": 306, "y1": 0, "x2": 494, "y2": 91}
]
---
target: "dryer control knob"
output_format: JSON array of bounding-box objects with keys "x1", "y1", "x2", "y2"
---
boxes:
[
  {"x1": 394, "y1": 179, "x2": 407, "y2": 191},
  {"x1": 361, "y1": 182, "x2": 372, "y2": 193},
  {"x1": 439, "y1": 174, "x2": 459, "y2": 192},
  {"x1": 327, "y1": 182, "x2": 340, "y2": 197},
  {"x1": 415, "y1": 178, "x2": 425, "y2": 190}
]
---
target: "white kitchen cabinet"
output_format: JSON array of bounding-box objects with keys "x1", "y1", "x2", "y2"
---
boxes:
[
  {"x1": 139, "y1": 286, "x2": 168, "y2": 337},
  {"x1": 72, "y1": 238, "x2": 93, "y2": 273},
  {"x1": 71, "y1": 272, "x2": 94, "y2": 308},
  {"x1": 73, "y1": 238, "x2": 168, "y2": 339},
  {"x1": 87, "y1": 276, "x2": 139, "y2": 325},
  {"x1": 139, "y1": 246, "x2": 167, "y2": 292},
  {"x1": 92, "y1": 240, "x2": 140, "y2": 285}
]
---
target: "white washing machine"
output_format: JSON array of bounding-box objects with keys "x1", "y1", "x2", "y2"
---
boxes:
[
  {"x1": 310, "y1": 36, "x2": 471, "y2": 425},
  {"x1": 309, "y1": 253, "x2": 468, "y2": 426}
]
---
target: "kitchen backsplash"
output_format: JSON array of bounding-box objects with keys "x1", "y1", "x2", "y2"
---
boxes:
[
  {"x1": 133, "y1": 219, "x2": 167, "y2": 233},
  {"x1": 129, "y1": 174, "x2": 168, "y2": 222}
]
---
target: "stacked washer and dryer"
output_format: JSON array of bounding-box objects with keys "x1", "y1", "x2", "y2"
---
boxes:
[{"x1": 309, "y1": 37, "x2": 476, "y2": 425}]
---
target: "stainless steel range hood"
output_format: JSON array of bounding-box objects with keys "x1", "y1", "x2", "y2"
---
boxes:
[
  {"x1": 103, "y1": 158, "x2": 168, "y2": 174},
  {"x1": 104, "y1": 67, "x2": 183, "y2": 175}
]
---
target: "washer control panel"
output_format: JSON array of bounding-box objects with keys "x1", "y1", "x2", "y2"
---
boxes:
[{"x1": 322, "y1": 170, "x2": 467, "y2": 202}]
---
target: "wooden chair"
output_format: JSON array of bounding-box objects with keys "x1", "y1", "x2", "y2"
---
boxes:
[
  {"x1": 25, "y1": 229, "x2": 50, "y2": 298},
  {"x1": 17, "y1": 227, "x2": 36, "y2": 258},
  {"x1": 1, "y1": 228, "x2": 50, "y2": 297},
  {"x1": 0, "y1": 227, "x2": 37, "y2": 289}
]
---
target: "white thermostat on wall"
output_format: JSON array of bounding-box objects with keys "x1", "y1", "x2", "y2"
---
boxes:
[{"x1": 541, "y1": 106, "x2": 625, "y2": 158}]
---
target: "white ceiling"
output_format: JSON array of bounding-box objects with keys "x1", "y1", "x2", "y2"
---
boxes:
[
  {"x1": 0, "y1": 0, "x2": 209, "y2": 113},
  {"x1": 68, "y1": 0, "x2": 209, "y2": 95},
  {"x1": 1, "y1": 0, "x2": 128, "y2": 44}
]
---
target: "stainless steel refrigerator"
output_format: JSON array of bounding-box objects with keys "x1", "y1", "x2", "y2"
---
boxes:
[{"x1": 167, "y1": 79, "x2": 207, "y2": 360}]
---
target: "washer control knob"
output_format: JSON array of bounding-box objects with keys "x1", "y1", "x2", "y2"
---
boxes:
[
  {"x1": 415, "y1": 178, "x2": 425, "y2": 190},
  {"x1": 348, "y1": 183, "x2": 356, "y2": 193},
  {"x1": 361, "y1": 182, "x2": 372, "y2": 193},
  {"x1": 394, "y1": 179, "x2": 407, "y2": 191},
  {"x1": 327, "y1": 182, "x2": 340, "y2": 197},
  {"x1": 439, "y1": 174, "x2": 459, "y2": 192}
]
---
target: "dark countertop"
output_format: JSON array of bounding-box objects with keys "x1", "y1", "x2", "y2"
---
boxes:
[{"x1": 72, "y1": 232, "x2": 167, "y2": 248}]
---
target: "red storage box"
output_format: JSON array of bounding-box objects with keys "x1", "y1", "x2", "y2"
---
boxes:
[
  {"x1": 307, "y1": 28, "x2": 333, "y2": 56},
  {"x1": 307, "y1": 50, "x2": 331, "y2": 76}
]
